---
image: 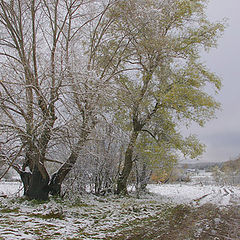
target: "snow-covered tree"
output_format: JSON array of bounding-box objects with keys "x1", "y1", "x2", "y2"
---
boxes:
[{"x1": 99, "y1": 0, "x2": 225, "y2": 194}]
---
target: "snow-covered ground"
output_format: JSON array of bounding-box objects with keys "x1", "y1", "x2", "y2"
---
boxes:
[
  {"x1": 148, "y1": 183, "x2": 240, "y2": 206},
  {"x1": 0, "y1": 181, "x2": 23, "y2": 197},
  {"x1": 0, "y1": 172, "x2": 240, "y2": 239},
  {"x1": 146, "y1": 171, "x2": 240, "y2": 206},
  {"x1": 0, "y1": 171, "x2": 240, "y2": 206}
]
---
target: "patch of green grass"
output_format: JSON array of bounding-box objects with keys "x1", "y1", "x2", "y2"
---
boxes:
[
  {"x1": 105, "y1": 204, "x2": 192, "y2": 239},
  {"x1": 50, "y1": 196, "x2": 65, "y2": 204},
  {"x1": 10, "y1": 196, "x2": 49, "y2": 206},
  {"x1": 29, "y1": 212, "x2": 64, "y2": 220},
  {"x1": 26, "y1": 223, "x2": 60, "y2": 238},
  {"x1": 10, "y1": 196, "x2": 28, "y2": 204},
  {"x1": 29, "y1": 199, "x2": 50, "y2": 205},
  {"x1": 66, "y1": 237, "x2": 82, "y2": 240},
  {"x1": 70, "y1": 198, "x2": 94, "y2": 208},
  {"x1": 45, "y1": 223, "x2": 58, "y2": 228},
  {"x1": 80, "y1": 213, "x2": 89, "y2": 217},
  {"x1": 0, "y1": 207, "x2": 20, "y2": 214},
  {"x1": 33, "y1": 228, "x2": 42, "y2": 235},
  {"x1": 162, "y1": 204, "x2": 191, "y2": 224}
]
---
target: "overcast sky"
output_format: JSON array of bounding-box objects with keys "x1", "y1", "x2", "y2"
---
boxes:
[{"x1": 186, "y1": 0, "x2": 240, "y2": 163}]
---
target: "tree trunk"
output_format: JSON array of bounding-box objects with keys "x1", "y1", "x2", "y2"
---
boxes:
[
  {"x1": 116, "y1": 131, "x2": 139, "y2": 195},
  {"x1": 19, "y1": 171, "x2": 31, "y2": 196},
  {"x1": 48, "y1": 151, "x2": 78, "y2": 196},
  {"x1": 20, "y1": 165, "x2": 50, "y2": 201},
  {"x1": 48, "y1": 132, "x2": 89, "y2": 196},
  {"x1": 140, "y1": 162, "x2": 150, "y2": 191}
]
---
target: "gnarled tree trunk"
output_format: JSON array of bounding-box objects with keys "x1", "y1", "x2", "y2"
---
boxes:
[
  {"x1": 25, "y1": 165, "x2": 50, "y2": 200},
  {"x1": 17, "y1": 163, "x2": 50, "y2": 201}
]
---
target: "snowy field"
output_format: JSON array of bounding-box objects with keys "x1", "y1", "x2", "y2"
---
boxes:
[
  {"x1": 1, "y1": 181, "x2": 240, "y2": 207},
  {"x1": 1, "y1": 171, "x2": 240, "y2": 207},
  {"x1": 0, "y1": 173, "x2": 240, "y2": 239},
  {"x1": 0, "y1": 181, "x2": 23, "y2": 197},
  {"x1": 148, "y1": 183, "x2": 240, "y2": 206}
]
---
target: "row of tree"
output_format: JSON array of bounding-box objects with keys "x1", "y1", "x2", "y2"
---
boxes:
[{"x1": 0, "y1": 0, "x2": 225, "y2": 200}]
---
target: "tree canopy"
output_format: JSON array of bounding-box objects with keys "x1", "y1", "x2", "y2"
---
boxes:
[{"x1": 101, "y1": 0, "x2": 225, "y2": 194}]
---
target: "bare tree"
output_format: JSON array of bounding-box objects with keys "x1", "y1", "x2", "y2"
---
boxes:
[{"x1": 0, "y1": 0, "x2": 115, "y2": 200}]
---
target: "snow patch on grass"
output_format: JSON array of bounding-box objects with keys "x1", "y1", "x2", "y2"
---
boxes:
[{"x1": 0, "y1": 176, "x2": 240, "y2": 239}]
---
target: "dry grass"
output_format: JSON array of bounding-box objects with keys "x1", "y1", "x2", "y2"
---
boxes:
[
  {"x1": 112, "y1": 204, "x2": 240, "y2": 240},
  {"x1": 0, "y1": 187, "x2": 239, "y2": 239}
]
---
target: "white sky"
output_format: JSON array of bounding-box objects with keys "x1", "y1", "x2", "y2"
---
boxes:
[{"x1": 188, "y1": 0, "x2": 240, "y2": 162}]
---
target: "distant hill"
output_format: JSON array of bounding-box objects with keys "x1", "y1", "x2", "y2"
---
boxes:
[
  {"x1": 220, "y1": 157, "x2": 240, "y2": 173},
  {"x1": 179, "y1": 156, "x2": 240, "y2": 172},
  {"x1": 179, "y1": 161, "x2": 223, "y2": 170}
]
